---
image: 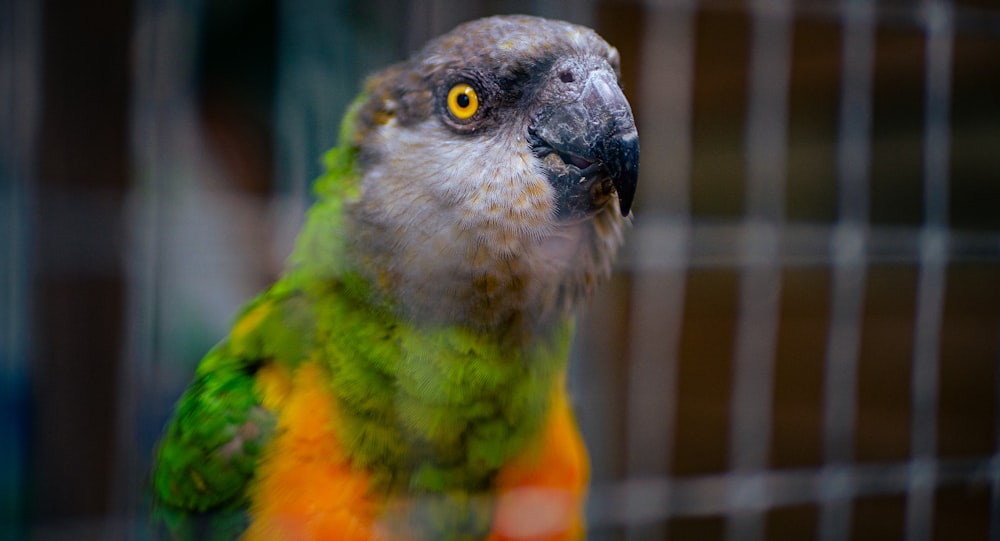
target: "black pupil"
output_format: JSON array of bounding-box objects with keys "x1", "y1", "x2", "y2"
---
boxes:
[{"x1": 456, "y1": 93, "x2": 470, "y2": 108}]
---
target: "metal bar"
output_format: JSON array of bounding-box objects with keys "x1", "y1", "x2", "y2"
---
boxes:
[
  {"x1": 726, "y1": 0, "x2": 793, "y2": 539},
  {"x1": 993, "y1": 380, "x2": 1000, "y2": 541},
  {"x1": 905, "y1": 1, "x2": 954, "y2": 540},
  {"x1": 623, "y1": 3, "x2": 696, "y2": 539},
  {"x1": 818, "y1": 0, "x2": 876, "y2": 539},
  {"x1": 618, "y1": 221, "x2": 1000, "y2": 270},
  {"x1": 623, "y1": 0, "x2": 697, "y2": 494},
  {"x1": 0, "y1": 0, "x2": 40, "y2": 534},
  {"x1": 589, "y1": 457, "x2": 999, "y2": 526}
]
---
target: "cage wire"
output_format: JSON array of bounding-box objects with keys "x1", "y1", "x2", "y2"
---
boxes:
[
  {"x1": 102, "y1": 0, "x2": 1000, "y2": 538},
  {"x1": 575, "y1": 0, "x2": 1000, "y2": 539},
  {"x1": 577, "y1": 1, "x2": 1000, "y2": 540},
  {"x1": 5, "y1": 0, "x2": 1000, "y2": 539}
]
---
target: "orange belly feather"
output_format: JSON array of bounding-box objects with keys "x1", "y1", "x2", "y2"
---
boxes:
[
  {"x1": 243, "y1": 361, "x2": 588, "y2": 541},
  {"x1": 488, "y1": 385, "x2": 589, "y2": 541}
]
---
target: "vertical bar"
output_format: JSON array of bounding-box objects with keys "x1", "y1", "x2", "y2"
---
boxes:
[
  {"x1": 905, "y1": 1, "x2": 953, "y2": 540},
  {"x1": 918, "y1": 0, "x2": 952, "y2": 231},
  {"x1": 623, "y1": 0, "x2": 695, "y2": 534},
  {"x1": 0, "y1": 0, "x2": 40, "y2": 534},
  {"x1": 116, "y1": 0, "x2": 183, "y2": 527},
  {"x1": 632, "y1": 0, "x2": 696, "y2": 219},
  {"x1": 905, "y1": 239, "x2": 946, "y2": 541},
  {"x1": 726, "y1": 0, "x2": 792, "y2": 539},
  {"x1": 993, "y1": 352, "x2": 1000, "y2": 541},
  {"x1": 819, "y1": 0, "x2": 875, "y2": 539},
  {"x1": 273, "y1": 0, "x2": 381, "y2": 253},
  {"x1": 820, "y1": 232, "x2": 867, "y2": 541}
]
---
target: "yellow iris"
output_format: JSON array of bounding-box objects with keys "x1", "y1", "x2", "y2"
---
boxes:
[{"x1": 447, "y1": 83, "x2": 479, "y2": 120}]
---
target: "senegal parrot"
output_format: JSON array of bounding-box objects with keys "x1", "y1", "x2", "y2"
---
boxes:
[{"x1": 152, "y1": 14, "x2": 639, "y2": 541}]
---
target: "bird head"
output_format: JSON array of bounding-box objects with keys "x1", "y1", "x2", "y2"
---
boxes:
[{"x1": 341, "y1": 15, "x2": 640, "y2": 332}]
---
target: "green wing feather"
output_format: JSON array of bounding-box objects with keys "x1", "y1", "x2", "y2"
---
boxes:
[
  {"x1": 152, "y1": 345, "x2": 270, "y2": 513},
  {"x1": 151, "y1": 286, "x2": 318, "y2": 538},
  {"x1": 151, "y1": 98, "x2": 364, "y2": 538},
  {"x1": 151, "y1": 348, "x2": 268, "y2": 540}
]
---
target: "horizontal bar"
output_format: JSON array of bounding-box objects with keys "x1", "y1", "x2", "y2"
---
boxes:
[
  {"x1": 618, "y1": 219, "x2": 1000, "y2": 270},
  {"x1": 587, "y1": 456, "x2": 1000, "y2": 527}
]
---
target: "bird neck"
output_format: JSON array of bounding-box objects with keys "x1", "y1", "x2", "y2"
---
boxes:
[{"x1": 342, "y1": 203, "x2": 622, "y2": 339}]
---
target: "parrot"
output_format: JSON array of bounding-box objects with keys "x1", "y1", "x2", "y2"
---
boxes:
[{"x1": 151, "y1": 14, "x2": 639, "y2": 541}]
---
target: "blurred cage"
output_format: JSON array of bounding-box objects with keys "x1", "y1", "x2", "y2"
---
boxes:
[{"x1": 3, "y1": 0, "x2": 1000, "y2": 539}]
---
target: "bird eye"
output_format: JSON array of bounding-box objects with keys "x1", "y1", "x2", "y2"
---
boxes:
[{"x1": 446, "y1": 83, "x2": 479, "y2": 120}]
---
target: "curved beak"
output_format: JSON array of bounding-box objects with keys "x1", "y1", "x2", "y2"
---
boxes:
[{"x1": 530, "y1": 68, "x2": 639, "y2": 218}]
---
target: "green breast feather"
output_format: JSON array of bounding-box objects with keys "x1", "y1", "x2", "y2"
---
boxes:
[{"x1": 152, "y1": 269, "x2": 572, "y2": 539}]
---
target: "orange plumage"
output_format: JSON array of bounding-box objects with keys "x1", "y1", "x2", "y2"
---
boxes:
[
  {"x1": 242, "y1": 361, "x2": 588, "y2": 541},
  {"x1": 244, "y1": 361, "x2": 381, "y2": 540},
  {"x1": 489, "y1": 386, "x2": 589, "y2": 541}
]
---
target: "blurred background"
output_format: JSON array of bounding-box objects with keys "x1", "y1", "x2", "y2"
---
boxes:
[{"x1": 3, "y1": 0, "x2": 1000, "y2": 539}]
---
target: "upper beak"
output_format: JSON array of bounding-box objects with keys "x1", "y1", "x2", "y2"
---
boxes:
[{"x1": 530, "y1": 68, "x2": 639, "y2": 218}]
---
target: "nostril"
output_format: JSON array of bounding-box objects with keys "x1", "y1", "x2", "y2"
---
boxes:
[{"x1": 558, "y1": 70, "x2": 574, "y2": 83}]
